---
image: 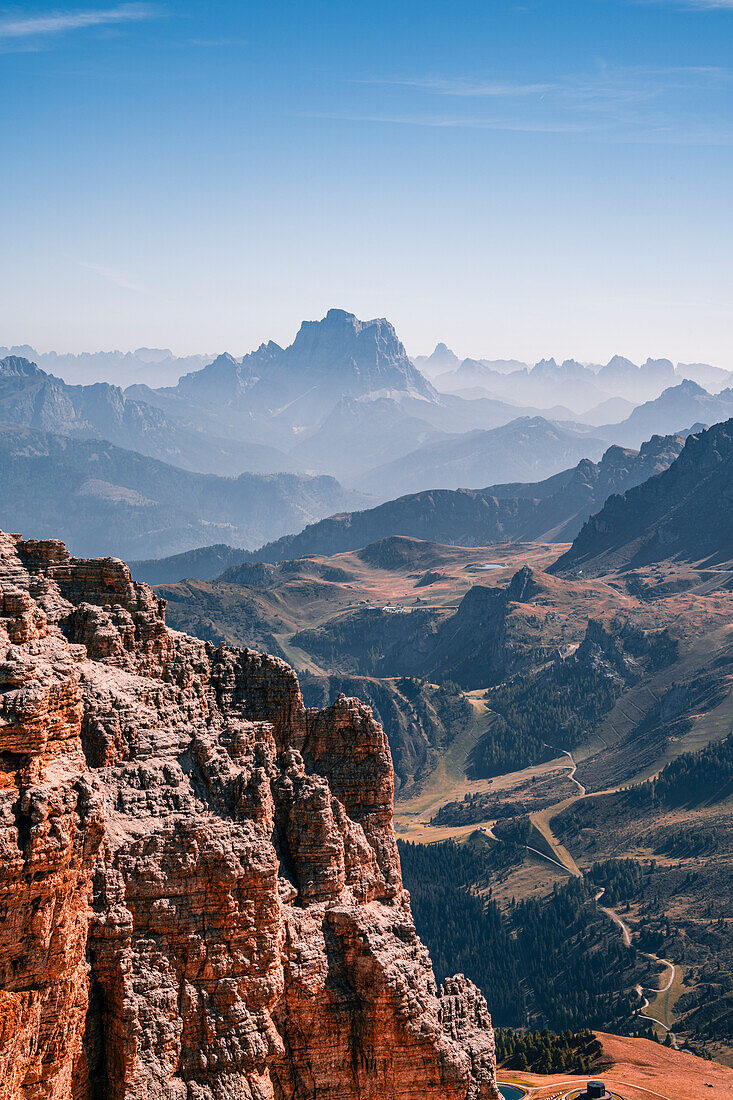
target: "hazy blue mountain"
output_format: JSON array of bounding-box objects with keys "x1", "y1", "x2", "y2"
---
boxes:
[
  {"x1": 412, "y1": 342, "x2": 461, "y2": 376},
  {"x1": 0, "y1": 424, "x2": 362, "y2": 560},
  {"x1": 161, "y1": 308, "x2": 433, "y2": 406},
  {"x1": 436, "y1": 356, "x2": 607, "y2": 413},
  {"x1": 597, "y1": 355, "x2": 675, "y2": 402},
  {"x1": 0, "y1": 345, "x2": 211, "y2": 388},
  {"x1": 0, "y1": 355, "x2": 298, "y2": 475},
  {"x1": 582, "y1": 396, "x2": 637, "y2": 426},
  {"x1": 289, "y1": 389, "x2": 584, "y2": 480},
  {"x1": 355, "y1": 416, "x2": 607, "y2": 499},
  {"x1": 676, "y1": 362, "x2": 733, "y2": 392},
  {"x1": 598, "y1": 380, "x2": 733, "y2": 447},
  {"x1": 124, "y1": 309, "x2": 439, "y2": 456},
  {"x1": 436, "y1": 353, "x2": 680, "y2": 413},
  {"x1": 289, "y1": 396, "x2": 447, "y2": 478},
  {"x1": 122, "y1": 311, "x2": 592, "y2": 477}
]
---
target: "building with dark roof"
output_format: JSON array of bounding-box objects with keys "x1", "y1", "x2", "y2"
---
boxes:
[{"x1": 576, "y1": 1083, "x2": 613, "y2": 1100}]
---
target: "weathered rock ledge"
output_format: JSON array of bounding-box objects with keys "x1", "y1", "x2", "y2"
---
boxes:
[{"x1": 0, "y1": 530, "x2": 499, "y2": 1099}]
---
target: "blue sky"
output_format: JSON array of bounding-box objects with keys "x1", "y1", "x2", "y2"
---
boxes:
[{"x1": 2, "y1": 0, "x2": 733, "y2": 366}]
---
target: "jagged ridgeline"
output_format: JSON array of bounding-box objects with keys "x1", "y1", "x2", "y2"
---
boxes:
[{"x1": 0, "y1": 529, "x2": 500, "y2": 1099}]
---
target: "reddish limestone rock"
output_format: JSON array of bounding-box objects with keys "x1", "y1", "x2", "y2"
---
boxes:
[{"x1": 0, "y1": 530, "x2": 499, "y2": 1100}]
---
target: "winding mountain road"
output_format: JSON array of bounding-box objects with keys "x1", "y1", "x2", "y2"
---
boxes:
[
  {"x1": 495, "y1": 750, "x2": 683, "y2": 1047},
  {"x1": 594, "y1": 892, "x2": 678, "y2": 1047}
]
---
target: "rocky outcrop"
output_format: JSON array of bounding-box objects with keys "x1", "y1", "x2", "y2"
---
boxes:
[
  {"x1": 299, "y1": 673, "x2": 473, "y2": 794},
  {"x1": 0, "y1": 530, "x2": 499, "y2": 1099}
]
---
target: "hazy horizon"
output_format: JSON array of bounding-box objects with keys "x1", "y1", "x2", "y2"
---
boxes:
[{"x1": 2, "y1": 317, "x2": 724, "y2": 374}]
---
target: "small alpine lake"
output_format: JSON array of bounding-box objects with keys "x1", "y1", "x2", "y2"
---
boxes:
[{"x1": 497, "y1": 1086, "x2": 526, "y2": 1100}]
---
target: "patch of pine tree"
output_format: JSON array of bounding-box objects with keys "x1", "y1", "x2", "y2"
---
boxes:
[
  {"x1": 494, "y1": 1027, "x2": 603, "y2": 1075},
  {"x1": 628, "y1": 732, "x2": 733, "y2": 808},
  {"x1": 398, "y1": 839, "x2": 645, "y2": 1032}
]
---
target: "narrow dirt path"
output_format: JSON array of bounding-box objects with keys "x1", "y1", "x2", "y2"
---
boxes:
[{"x1": 561, "y1": 749, "x2": 586, "y2": 796}]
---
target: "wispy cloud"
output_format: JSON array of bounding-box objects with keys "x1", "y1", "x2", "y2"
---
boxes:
[
  {"x1": 0, "y1": 3, "x2": 157, "y2": 40},
  {"x1": 320, "y1": 64, "x2": 733, "y2": 146},
  {"x1": 77, "y1": 260, "x2": 149, "y2": 295},
  {"x1": 305, "y1": 111, "x2": 592, "y2": 136},
  {"x1": 365, "y1": 65, "x2": 731, "y2": 104},
  {"x1": 187, "y1": 38, "x2": 247, "y2": 49},
  {"x1": 308, "y1": 107, "x2": 733, "y2": 145},
  {"x1": 357, "y1": 77, "x2": 556, "y2": 98},
  {"x1": 640, "y1": 0, "x2": 733, "y2": 7}
]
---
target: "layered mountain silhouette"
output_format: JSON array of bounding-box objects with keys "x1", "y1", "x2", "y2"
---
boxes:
[
  {"x1": 553, "y1": 419, "x2": 733, "y2": 573},
  {"x1": 0, "y1": 344, "x2": 210, "y2": 388},
  {"x1": 412, "y1": 342, "x2": 462, "y2": 376},
  {"x1": 0, "y1": 424, "x2": 360, "y2": 559},
  {"x1": 129, "y1": 309, "x2": 435, "y2": 442},
  {"x1": 288, "y1": 393, "x2": 579, "y2": 480},
  {"x1": 355, "y1": 416, "x2": 608, "y2": 498},
  {"x1": 597, "y1": 355, "x2": 675, "y2": 401},
  {"x1": 432, "y1": 350, "x2": 726, "y2": 416},
  {"x1": 413, "y1": 344, "x2": 529, "y2": 379},
  {"x1": 436, "y1": 357, "x2": 610, "y2": 413},
  {"x1": 0, "y1": 355, "x2": 297, "y2": 475},
  {"x1": 120, "y1": 311, "x2": 603, "y2": 478},
  {"x1": 130, "y1": 431, "x2": 686, "y2": 582},
  {"x1": 7, "y1": 311, "x2": 730, "y2": 575},
  {"x1": 596, "y1": 379, "x2": 733, "y2": 447}
]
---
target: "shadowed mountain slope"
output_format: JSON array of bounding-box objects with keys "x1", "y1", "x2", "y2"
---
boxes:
[
  {"x1": 246, "y1": 431, "x2": 685, "y2": 564},
  {"x1": 128, "y1": 432, "x2": 686, "y2": 582},
  {"x1": 552, "y1": 418, "x2": 733, "y2": 574},
  {"x1": 597, "y1": 379, "x2": 733, "y2": 447}
]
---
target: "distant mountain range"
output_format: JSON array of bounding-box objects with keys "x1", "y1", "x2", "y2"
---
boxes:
[
  {"x1": 420, "y1": 341, "x2": 732, "y2": 412},
  {"x1": 413, "y1": 344, "x2": 527, "y2": 378},
  {"x1": 355, "y1": 416, "x2": 608, "y2": 499},
  {"x1": 439, "y1": 357, "x2": 611, "y2": 413},
  {"x1": 0, "y1": 344, "x2": 209, "y2": 388},
  {"x1": 553, "y1": 417, "x2": 733, "y2": 574},
  {"x1": 0, "y1": 355, "x2": 297, "y2": 475},
  {"x1": 120, "y1": 311, "x2": 606, "y2": 484},
  {"x1": 127, "y1": 309, "x2": 436, "y2": 448},
  {"x1": 0, "y1": 424, "x2": 361, "y2": 559},
  {"x1": 595, "y1": 379, "x2": 733, "y2": 447},
  {"x1": 288, "y1": 394, "x2": 582, "y2": 481},
  {"x1": 433, "y1": 353, "x2": 680, "y2": 411},
  {"x1": 130, "y1": 431, "x2": 687, "y2": 582},
  {"x1": 7, "y1": 311, "x2": 732, "y2": 571}
]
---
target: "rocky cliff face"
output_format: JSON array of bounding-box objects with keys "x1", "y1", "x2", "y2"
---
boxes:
[{"x1": 0, "y1": 529, "x2": 498, "y2": 1099}]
